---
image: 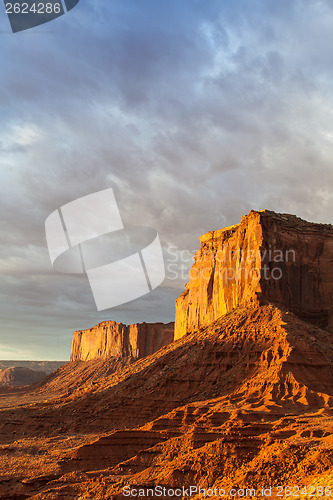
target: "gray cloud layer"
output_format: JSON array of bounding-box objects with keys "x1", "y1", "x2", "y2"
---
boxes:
[{"x1": 0, "y1": 0, "x2": 333, "y2": 358}]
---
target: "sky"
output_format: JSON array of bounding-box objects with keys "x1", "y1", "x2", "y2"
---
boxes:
[{"x1": 1, "y1": 0, "x2": 333, "y2": 360}]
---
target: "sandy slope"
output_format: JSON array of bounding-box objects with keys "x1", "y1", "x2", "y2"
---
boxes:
[{"x1": 1, "y1": 304, "x2": 333, "y2": 499}]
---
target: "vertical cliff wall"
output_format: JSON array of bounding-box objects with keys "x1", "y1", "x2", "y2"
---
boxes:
[
  {"x1": 71, "y1": 321, "x2": 174, "y2": 361},
  {"x1": 175, "y1": 210, "x2": 333, "y2": 339}
]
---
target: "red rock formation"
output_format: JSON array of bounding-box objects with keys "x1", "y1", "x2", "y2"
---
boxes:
[
  {"x1": 70, "y1": 321, "x2": 174, "y2": 361},
  {"x1": 175, "y1": 210, "x2": 333, "y2": 339}
]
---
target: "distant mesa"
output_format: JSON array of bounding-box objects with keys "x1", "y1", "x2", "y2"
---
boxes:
[
  {"x1": 0, "y1": 360, "x2": 66, "y2": 374},
  {"x1": 175, "y1": 209, "x2": 333, "y2": 339},
  {"x1": 0, "y1": 366, "x2": 47, "y2": 386},
  {"x1": 71, "y1": 321, "x2": 174, "y2": 362}
]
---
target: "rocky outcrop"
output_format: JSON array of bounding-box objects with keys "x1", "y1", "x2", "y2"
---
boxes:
[
  {"x1": 70, "y1": 321, "x2": 174, "y2": 362},
  {"x1": 175, "y1": 209, "x2": 333, "y2": 339},
  {"x1": 0, "y1": 366, "x2": 47, "y2": 386}
]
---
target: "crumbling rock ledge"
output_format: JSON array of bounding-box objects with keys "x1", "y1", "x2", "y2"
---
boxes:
[{"x1": 175, "y1": 210, "x2": 333, "y2": 339}]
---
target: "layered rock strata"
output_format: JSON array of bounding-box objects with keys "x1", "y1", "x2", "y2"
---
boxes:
[
  {"x1": 175, "y1": 210, "x2": 333, "y2": 339},
  {"x1": 71, "y1": 321, "x2": 174, "y2": 361},
  {"x1": 0, "y1": 366, "x2": 47, "y2": 386}
]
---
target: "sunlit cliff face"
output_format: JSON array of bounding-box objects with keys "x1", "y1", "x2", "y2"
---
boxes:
[{"x1": 175, "y1": 210, "x2": 333, "y2": 339}]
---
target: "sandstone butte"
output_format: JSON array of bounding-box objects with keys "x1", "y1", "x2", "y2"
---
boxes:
[
  {"x1": 70, "y1": 321, "x2": 174, "y2": 361},
  {"x1": 175, "y1": 209, "x2": 333, "y2": 340}
]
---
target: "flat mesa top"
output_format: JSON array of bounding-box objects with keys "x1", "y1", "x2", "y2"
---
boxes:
[{"x1": 199, "y1": 224, "x2": 240, "y2": 243}]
